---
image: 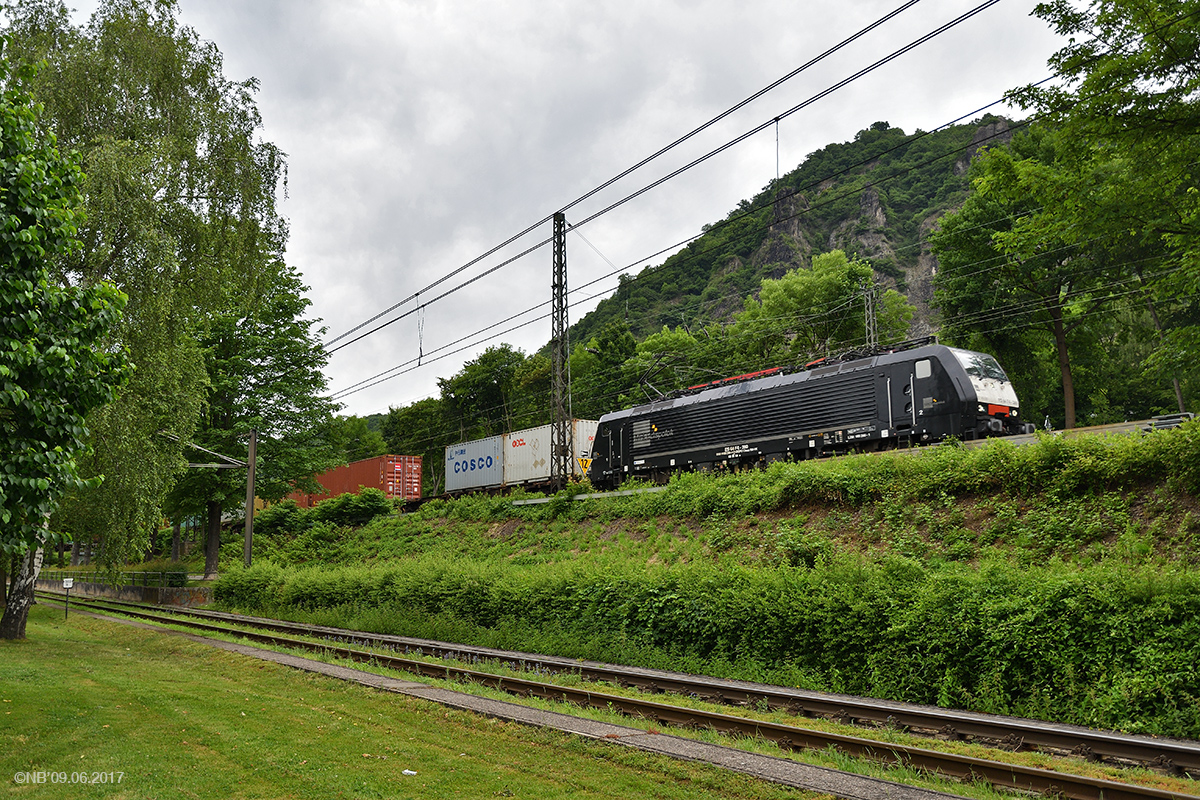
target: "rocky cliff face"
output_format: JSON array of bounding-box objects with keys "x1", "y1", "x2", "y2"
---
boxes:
[
  {"x1": 567, "y1": 117, "x2": 1017, "y2": 347},
  {"x1": 741, "y1": 118, "x2": 1014, "y2": 338}
]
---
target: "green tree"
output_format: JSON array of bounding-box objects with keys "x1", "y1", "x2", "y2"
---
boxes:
[
  {"x1": 1005, "y1": 0, "x2": 1200, "y2": 413},
  {"x1": 931, "y1": 127, "x2": 1144, "y2": 429},
  {"x1": 438, "y1": 344, "x2": 528, "y2": 440},
  {"x1": 570, "y1": 319, "x2": 637, "y2": 418},
  {"x1": 330, "y1": 415, "x2": 389, "y2": 464},
  {"x1": 3, "y1": 0, "x2": 289, "y2": 567},
  {"x1": 619, "y1": 324, "x2": 704, "y2": 402},
  {"x1": 0, "y1": 54, "x2": 127, "y2": 638},
  {"x1": 167, "y1": 265, "x2": 340, "y2": 575},
  {"x1": 731, "y1": 250, "x2": 913, "y2": 368}
]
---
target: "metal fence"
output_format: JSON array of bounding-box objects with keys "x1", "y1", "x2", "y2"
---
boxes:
[{"x1": 40, "y1": 570, "x2": 188, "y2": 588}]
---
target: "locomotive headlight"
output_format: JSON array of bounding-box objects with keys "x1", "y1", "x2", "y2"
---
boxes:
[
  {"x1": 1010, "y1": 409, "x2": 1018, "y2": 417},
  {"x1": 977, "y1": 404, "x2": 986, "y2": 413}
]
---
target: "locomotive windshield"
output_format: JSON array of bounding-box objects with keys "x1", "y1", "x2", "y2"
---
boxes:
[
  {"x1": 948, "y1": 347, "x2": 1020, "y2": 408},
  {"x1": 949, "y1": 348, "x2": 1009, "y2": 382}
]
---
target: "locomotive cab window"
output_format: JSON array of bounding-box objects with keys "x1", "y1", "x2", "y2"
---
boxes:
[
  {"x1": 948, "y1": 348, "x2": 1009, "y2": 382},
  {"x1": 915, "y1": 359, "x2": 931, "y2": 380}
]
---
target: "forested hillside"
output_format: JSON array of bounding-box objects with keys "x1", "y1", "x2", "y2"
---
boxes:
[{"x1": 568, "y1": 117, "x2": 1010, "y2": 346}]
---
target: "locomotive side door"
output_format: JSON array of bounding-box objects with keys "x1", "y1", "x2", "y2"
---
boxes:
[
  {"x1": 889, "y1": 363, "x2": 918, "y2": 440},
  {"x1": 601, "y1": 421, "x2": 627, "y2": 483}
]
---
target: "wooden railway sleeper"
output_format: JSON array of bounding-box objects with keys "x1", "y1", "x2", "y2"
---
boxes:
[{"x1": 1002, "y1": 733, "x2": 1027, "y2": 751}]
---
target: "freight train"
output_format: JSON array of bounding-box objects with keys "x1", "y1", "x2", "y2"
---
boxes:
[{"x1": 586, "y1": 341, "x2": 1034, "y2": 490}]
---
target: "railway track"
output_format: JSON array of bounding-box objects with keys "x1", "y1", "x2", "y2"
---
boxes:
[{"x1": 41, "y1": 591, "x2": 1200, "y2": 800}]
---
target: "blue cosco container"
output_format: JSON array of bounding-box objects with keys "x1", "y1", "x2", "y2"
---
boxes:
[{"x1": 444, "y1": 435, "x2": 503, "y2": 493}]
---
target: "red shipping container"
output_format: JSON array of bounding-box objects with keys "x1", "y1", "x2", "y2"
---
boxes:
[{"x1": 287, "y1": 455, "x2": 422, "y2": 507}]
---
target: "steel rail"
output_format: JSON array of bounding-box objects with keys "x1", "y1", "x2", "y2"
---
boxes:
[
  {"x1": 42, "y1": 591, "x2": 1200, "y2": 775},
  {"x1": 44, "y1": 593, "x2": 1200, "y2": 800}
]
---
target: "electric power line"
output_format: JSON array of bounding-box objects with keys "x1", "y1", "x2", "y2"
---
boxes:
[{"x1": 322, "y1": 0, "x2": 1000, "y2": 355}]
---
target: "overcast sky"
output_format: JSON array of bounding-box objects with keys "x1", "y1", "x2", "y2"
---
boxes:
[{"x1": 73, "y1": 0, "x2": 1067, "y2": 418}]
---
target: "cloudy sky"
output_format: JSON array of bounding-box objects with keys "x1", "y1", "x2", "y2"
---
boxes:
[{"x1": 74, "y1": 0, "x2": 1067, "y2": 418}]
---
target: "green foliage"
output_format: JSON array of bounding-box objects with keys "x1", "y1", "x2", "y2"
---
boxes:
[
  {"x1": 214, "y1": 550, "x2": 1200, "y2": 737},
  {"x1": 3, "y1": 0, "x2": 292, "y2": 564},
  {"x1": 251, "y1": 498, "x2": 307, "y2": 538},
  {"x1": 0, "y1": 51, "x2": 128, "y2": 556},
  {"x1": 248, "y1": 490, "x2": 394, "y2": 566},
  {"x1": 929, "y1": 126, "x2": 1142, "y2": 430},
  {"x1": 734, "y1": 250, "x2": 913, "y2": 365},
  {"x1": 438, "y1": 344, "x2": 528, "y2": 441},
  {"x1": 311, "y1": 487, "x2": 392, "y2": 527},
  {"x1": 996, "y1": 0, "x2": 1200, "y2": 419},
  {"x1": 328, "y1": 415, "x2": 388, "y2": 463}
]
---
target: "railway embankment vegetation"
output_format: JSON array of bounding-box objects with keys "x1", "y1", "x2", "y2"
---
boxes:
[{"x1": 215, "y1": 425, "x2": 1200, "y2": 739}]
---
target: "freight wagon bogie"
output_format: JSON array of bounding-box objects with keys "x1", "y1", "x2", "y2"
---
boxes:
[{"x1": 587, "y1": 343, "x2": 1032, "y2": 491}]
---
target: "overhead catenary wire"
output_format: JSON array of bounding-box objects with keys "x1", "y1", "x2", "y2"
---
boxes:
[
  {"x1": 322, "y1": 0, "x2": 926, "y2": 350},
  {"x1": 330, "y1": 75, "x2": 1045, "y2": 375},
  {"x1": 331, "y1": 6, "x2": 1200, "y2": 422},
  {"x1": 330, "y1": 102, "x2": 1032, "y2": 399},
  {"x1": 332, "y1": 7, "x2": 1200, "y2": 412},
  {"x1": 322, "y1": 0, "x2": 998, "y2": 355}
]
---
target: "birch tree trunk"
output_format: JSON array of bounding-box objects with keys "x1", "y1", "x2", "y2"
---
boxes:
[{"x1": 0, "y1": 544, "x2": 45, "y2": 640}]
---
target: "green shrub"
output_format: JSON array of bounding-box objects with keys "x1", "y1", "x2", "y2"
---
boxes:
[
  {"x1": 254, "y1": 499, "x2": 310, "y2": 538},
  {"x1": 213, "y1": 561, "x2": 286, "y2": 608},
  {"x1": 213, "y1": 551, "x2": 1200, "y2": 737},
  {"x1": 312, "y1": 488, "x2": 393, "y2": 526}
]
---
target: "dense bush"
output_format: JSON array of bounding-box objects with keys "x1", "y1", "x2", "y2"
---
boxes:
[
  {"x1": 214, "y1": 552, "x2": 1200, "y2": 737},
  {"x1": 254, "y1": 489, "x2": 393, "y2": 538},
  {"x1": 253, "y1": 499, "x2": 308, "y2": 538},
  {"x1": 311, "y1": 487, "x2": 393, "y2": 526}
]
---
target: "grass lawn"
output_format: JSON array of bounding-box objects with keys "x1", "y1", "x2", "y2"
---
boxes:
[{"x1": 1, "y1": 604, "x2": 816, "y2": 800}]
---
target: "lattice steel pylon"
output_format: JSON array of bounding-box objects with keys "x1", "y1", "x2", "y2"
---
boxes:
[
  {"x1": 550, "y1": 212, "x2": 572, "y2": 490},
  {"x1": 863, "y1": 278, "x2": 878, "y2": 349}
]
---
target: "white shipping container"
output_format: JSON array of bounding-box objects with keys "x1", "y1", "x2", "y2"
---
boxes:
[
  {"x1": 444, "y1": 436, "x2": 504, "y2": 493},
  {"x1": 573, "y1": 419, "x2": 598, "y2": 475},
  {"x1": 504, "y1": 420, "x2": 599, "y2": 486},
  {"x1": 503, "y1": 424, "x2": 551, "y2": 485}
]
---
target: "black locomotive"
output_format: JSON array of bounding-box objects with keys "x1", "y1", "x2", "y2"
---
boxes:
[{"x1": 586, "y1": 341, "x2": 1033, "y2": 490}]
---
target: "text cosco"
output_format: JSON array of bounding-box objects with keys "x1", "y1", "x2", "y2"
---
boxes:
[{"x1": 452, "y1": 456, "x2": 494, "y2": 474}]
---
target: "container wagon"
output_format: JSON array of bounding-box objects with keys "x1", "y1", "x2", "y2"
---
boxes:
[
  {"x1": 445, "y1": 420, "x2": 598, "y2": 494},
  {"x1": 289, "y1": 454, "x2": 422, "y2": 507}
]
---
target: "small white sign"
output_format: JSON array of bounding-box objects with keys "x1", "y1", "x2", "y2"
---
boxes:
[{"x1": 62, "y1": 578, "x2": 74, "y2": 589}]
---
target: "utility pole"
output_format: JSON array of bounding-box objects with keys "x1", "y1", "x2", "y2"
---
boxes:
[
  {"x1": 550, "y1": 212, "x2": 571, "y2": 491},
  {"x1": 242, "y1": 428, "x2": 257, "y2": 568},
  {"x1": 863, "y1": 279, "x2": 878, "y2": 349}
]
